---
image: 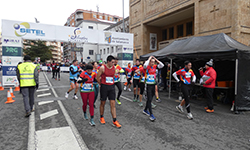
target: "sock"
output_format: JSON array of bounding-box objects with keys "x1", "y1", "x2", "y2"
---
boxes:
[
  {"x1": 74, "y1": 93, "x2": 76, "y2": 95},
  {"x1": 91, "y1": 116, "x2": 94, "y2": 119},
  {"x1": 113, "y1": 118, "x2": 117, "y2": 122},
  {"x1": 100, "y1": 115, "x2": 103, "y2": 118},
  {"x1": 67, "y1": 92, "x2": 69, "y2": 94},
  {"x1": 134, "y1": 94, "x2": 136, "y2": 98},
  {"x1": 179, "y1": 104, "x2": 182, "y2": 108},
  {"x1": 137, "y1": 95, "x2": 139, "y2": 100},
  {"x1": 156, "y1": 97, "x2": 159, "y2": 100}
]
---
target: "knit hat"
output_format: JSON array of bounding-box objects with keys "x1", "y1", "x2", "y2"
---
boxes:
[
  {"x1": 206, "y1": 59, "x2": 213, "y2": 67},
  {"x1": 86, "y1": 64, "x2": 93, "y2": 70},
  {"x1": 24, "y1": 55, "x2": 31, "y2": 61}
]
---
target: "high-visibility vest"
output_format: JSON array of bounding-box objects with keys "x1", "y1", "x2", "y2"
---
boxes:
[{"x1": 18, "y1": 62, "x2": 37, "y2": 87}]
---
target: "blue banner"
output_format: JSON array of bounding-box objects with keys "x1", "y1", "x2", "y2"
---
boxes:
[{"x1": 2, "y1": 66, "x2": 17, "y2": 76}]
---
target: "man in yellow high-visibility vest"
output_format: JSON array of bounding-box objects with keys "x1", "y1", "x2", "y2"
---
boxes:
[{"x1": 17, "y1": 55, "x2": 39, "y2": 117}]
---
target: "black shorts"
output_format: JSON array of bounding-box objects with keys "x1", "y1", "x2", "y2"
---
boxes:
[
  {"x1": 127, "y1": 78, "x2": 131, "y2": 85},
  {"x1": 133, "y1": 79, "x2": 140, "y2": 88},
  {"x1": 139, "y1": 82, "x2": 145, "y2": 95},
  {"x1": 100, "y1": 84, "x2": 116, "y2": 101},
  {"x1": 70, "y1": 79, "x2": 77, "y2": 84}
]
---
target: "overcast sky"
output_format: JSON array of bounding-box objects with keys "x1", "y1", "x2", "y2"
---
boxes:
[{"x1": 0, "y1": 0, "x2": 129, "y2": 30}]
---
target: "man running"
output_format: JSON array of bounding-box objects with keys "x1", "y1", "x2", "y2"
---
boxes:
[
  {"x1": 132, "y1": 59, "x2": 142, "y2": 102},
  {"x1": 140, "y1": 56, "x2": 164, "y2": 121},
  {"x1": 173, "y1": 61, "x2": 196, "y2": 120},
  {"x1": 51, "y1": 61, "x2": 57, "y2": 79},
  {"x1": 92, "y1": 61, "x2": 99, "y2": 108},
  {"x1": 77, "y1": 64, "x2": 97, "y2": 126},
  {"x1": 97, "y1": 55, "x2": 121, "y2": 128},
  {"x1": 124, "y1": 62, "x2": 132, "y2": 91},
  {"x1": 65, "y1": 60, "x2": 83, "y2": 99},
  {"x1": 114, "y1": 58, "x2": 124, "y2": 105}
]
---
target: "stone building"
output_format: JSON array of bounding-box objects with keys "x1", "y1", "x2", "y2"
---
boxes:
[{"x1": 129, "y1": 0, "x2": 250, "y2": 59}]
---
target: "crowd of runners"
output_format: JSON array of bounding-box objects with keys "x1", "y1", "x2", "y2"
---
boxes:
[{"x1": 64, "y1": 55, "x2": 217, "y2": 128}]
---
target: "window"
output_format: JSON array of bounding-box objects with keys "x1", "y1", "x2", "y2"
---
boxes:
[
  {"x1": 99, "y1": 16, "x2": 102, "y2": 19},
  {"x1": 186, "y1": 21, "x2": 193, "y2": 36},
  {"x1": 116, "y1": 46, "x2": 119, "y2": 52},
  {"x1": 88, "y1": 26, "x2": 93, "y2": 29},
  {"x1": 169, "y1": 27, "x2": 174, "y2": 39},
  {"x1": 103, "y1": 48, "x2": 105, "y2": 54},
  {"x1": 111, "y1": 47, "x2": 114, "y2": 53},
  {"x1": 177, "y1": 24, "x2": 183, "y2": 38},
  {"x1": 93, "y1": 15, "x2": 96, "y2": 18},
  {"x1": 110, "y1": 17, "x2": 113, "y2": 21},
  {"x1": 72, "y1": 16, "x2": 74, "y2": 19},
  {"x1": 162, "y1": 29, "x2": 167, "y2": 41},
  {"x1": 105, "y1": 15, "x2": 108, "y2": 20},
  {"x1": 107, "y1": 48, "x2": 109, "y2": 54},
  {"x1": 89, "y1": 50, "x2": 94, "y2": 55},
  {"x1": 100, "y1": 49, "x2": 102, "y2": 54}
]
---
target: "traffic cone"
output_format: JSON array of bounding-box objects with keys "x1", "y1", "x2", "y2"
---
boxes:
[
  {"x1": 10, "y1": 87, "x2": 15, "y2": 98},
  {"x1": 5, "y1": 91, "x2": 15, "y2": 104},
  {"x1": 14, "y1": 82, "x2": 20, "y2": 91},
  {"x1": 0, "y1": 82, "x2": 4, "y2": 91}
]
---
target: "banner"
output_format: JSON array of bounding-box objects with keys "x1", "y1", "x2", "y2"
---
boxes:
[
  {"x1": 2, "y1": 66, "x2": 17, "y2": 76},
  {"x1": 2, "y1": 76, "x2": 19, "y2": 85},
  {"x1": 117, "y1": 53, "x2": 133, "y2": 61},
  {"x1": 2, "y1": 56, "x2": 22, "y2": 66},
  {"x1": 2, "y1": 46, "x2": 22, "y2": 56},
  {"x1": 1, "y1": 36, "x2": 22, "y2": 47},
  {"x1": 71, "y1": 47, "x2": 83, "y2": 52},
  {"x1": 100, "y1": 31, "x2": 133, "y2": 45}
]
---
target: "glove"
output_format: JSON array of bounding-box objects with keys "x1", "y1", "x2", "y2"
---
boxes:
[{"x1": 36, "y1": 84, "x2": 39, "y2": 90}]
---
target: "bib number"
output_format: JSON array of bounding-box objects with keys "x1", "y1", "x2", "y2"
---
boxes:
[
  {"x1": 185, "y1": 72, "x2": 191, "y2": 78},
  {"x1": 106, "y1": 77, "x2": 113, "y2": 83},
  {"x1": 82, "y1": 84, "x2": 92, "y2": 90},
  {"x1": 146, "y1": 75, "x2": 155, "y2": 84}
]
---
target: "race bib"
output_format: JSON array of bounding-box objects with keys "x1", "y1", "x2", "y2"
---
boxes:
[
  {"x1": 185, "y1": 72, "x2": 191, "y2": 78},
  {"x1": 140, "y1": 77, "x2": 145, "y2": 82},
  {"x1": 106, "y1": 77, "x2": 113, "y2": 83},
  {"x1": 82, "y1": 83, "x2": 93, "y2": 90},
  {"x1": 146, "y1": 75, "x2": 155, "y2": 84}
]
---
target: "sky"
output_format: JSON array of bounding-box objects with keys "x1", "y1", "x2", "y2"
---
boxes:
[{"x1": 0, "y1": 0, "x2": 129, "y2": 30}]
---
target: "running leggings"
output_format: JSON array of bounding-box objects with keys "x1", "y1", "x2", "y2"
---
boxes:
[
  {"x1": 181, "y1": 83, "x2": 192, "y2": 113},
  {"x1": 80, "y1": 92, "x2": 95, "y2": 117},
  {"x1": 93, "y1": 84, "x2": 99, "y2": 103},
  {"x1": 145, "y1": 84, "x2": 155, "y2": 115},
  {"x1": 115, "y1": 82, "x2": 122, "y2": 100}
]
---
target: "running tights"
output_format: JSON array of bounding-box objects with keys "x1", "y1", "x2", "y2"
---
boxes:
[
  {"x1": 93, "y1": 84, "x2": 99, "y2": 103},
  {"x1": 115, "y1": 82, "x2": 122, "y2": 100},
  {"x1": 181, "y1": 83, "x2": 191, "y2": 113},
  {"x1": 80, "y1": 92, "x2": 95, "y2": 116},
  {"x1": 145, "y1": 84, "x2": 155, "y2": 115}
]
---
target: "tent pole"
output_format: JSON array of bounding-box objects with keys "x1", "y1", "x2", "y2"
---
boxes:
[
  {"x1": 169, "y1": 58, "x2": 172, "y2": 99},
  {"x1": 235, "y1": 59, "x2": 238, "y2": 96}
]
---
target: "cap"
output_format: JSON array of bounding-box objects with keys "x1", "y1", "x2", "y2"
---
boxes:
[
  {"x1": 24, "y1": 55, "x2": 31, "y2": 61},
  {"x1": 206, "y1": 59, "x2": 213, "y2": 67}
]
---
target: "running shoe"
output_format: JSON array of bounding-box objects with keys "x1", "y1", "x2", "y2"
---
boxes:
[
  {"x1": 73, "y1": 95, "x2": 78, "y2": 100},
  {"x1": 113, "y1": 120, "x2": 121, "y2": 129},
  {"x1": 151, "y1": 103, "x2": 157, "y2": 109},
  {"x1": 204, "y1": 107, "x2": 209, "y2": 110},
  {"x1": 139, "y1": 102, "x2": 143, "y2": 107},
  {"x1": 206, "y1": 109, "x2": 214, "y2": 113},
  {"x1": 100, "y1": 117, "x2": 106, "y2": 124},
  {"x1": 124, "y1": 86, "x2": 127, "y2": 91},
  {"x1": 55, "y1": 78, "x2": 57, "y2": 80},
  {"x1": 143, "y1": 110, "x2": 150, "y2": 116},
  {"x1": 25, "y1": 112, "x2": 31, "y2": 118},
  {"x1": 155, "y1": 98, "x2": 161, "y2": 103},
  {"x1": 89, "y1": 118, "x2": 95, "y2": 126},
  {"x1": 133, "y1": 98, "x2": 137, "y2": 102},
  {"x1": 116, "y1": 99, "x2": 121, "y2": 105},
  {"x1": 176, "y1": 105, "x2": 184, "y2": 113},
  {"x1": 149, "y1": 114, "x2": 156, "y2": 121},
  {"x1": 187, "y1": 113, "x2": 193, "y2": 120},
  {"x1": 84, "y1": 113, "x2": 88, "y2": 120},
  {"x1": 128, "y1": 88, "x2": 131, "y2": 92},
  {"x1": 65, "y1": 92, "x2": 69, "y2": 99},
  {"x1": 137, "y1": 99, "x2": 140, "y2": 102},
  {"x1": 58, "y1": 79, "x2": 60, "y2": 81}
]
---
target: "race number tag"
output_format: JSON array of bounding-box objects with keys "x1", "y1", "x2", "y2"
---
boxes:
[
  {"x1": 83, "y1": 84, "x2": 92, "y2": 90},
  {"x1": 146, "y1": 75, "x2": 155, "y2": 84},
  {"x1": 185, "y1": 72, "x2": 191, "y2": 78},
  {"x1": 106, "y1": 77, "x2": 113, "y2": 83}
]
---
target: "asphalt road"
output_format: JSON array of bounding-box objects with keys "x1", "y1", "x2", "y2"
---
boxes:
[{"x1": 0, "y1": 71, "x2": 250, "y2": 150}]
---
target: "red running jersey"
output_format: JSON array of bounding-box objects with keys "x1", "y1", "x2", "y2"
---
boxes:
[{"x1": 101, "y1": 65, "x2": 115, "y2": 85}]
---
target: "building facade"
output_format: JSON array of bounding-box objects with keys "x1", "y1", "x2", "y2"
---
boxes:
[
  {"x1": 0, "y1": 32, "x2": 2, "y2": 61},
  {"x1": 130, "y1": 0, "x2": 250, "y2": 59},
  {"x1": 46, "y1": 41, "x2": 63, "y2": 63},
  {"x1": 105, "y1": 17, "x2": 130, "y2": 33}
]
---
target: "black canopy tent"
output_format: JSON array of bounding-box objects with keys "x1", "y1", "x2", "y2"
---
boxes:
[{"x1": 140, "y1": 33, "x2": 250, "y2": 111}]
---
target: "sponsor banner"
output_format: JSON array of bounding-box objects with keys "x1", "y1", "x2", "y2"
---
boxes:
[
  {"x1": 123, "y1": 47, "x2": 133, "y2": 53},
  {"x1": 100, "y1": 31, "x2": 133, "y2": 45},
  {"x1": 2, "y1": 56, "x2": 23, "y2": 66},
  {"x1": 1, "y1": 36, "x2": 23, "y2": 47},
  {"x1": 2, "y1": 46, "x2": 23, "y2": 56},
  {"x1": 71, "y1": 47, "x2": 83, "y2": 52},
  {"x1": 2, "y1": 66, "x2": 17, "y2": 76},
  {"x1": 2, "y1": 76, "x2": 18, "y2": 86},
  {"x1": 118, "y1": 60, "x2": 133, "y2": 68},
  {"x1": 117, "y1": 53, "x2": 133, "y2": 61}
]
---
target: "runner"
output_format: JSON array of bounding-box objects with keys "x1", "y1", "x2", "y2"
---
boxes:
[
  {"x1": 77, "y1": 64, "x2": 97, "y2": 126},
  {"x1": 173, "y1": 61, "x2": 196, "y2": 120},
  {"x1": 92, "y1": 61, "x2": 99, "y2": 108},
  {"x1": 55, "y1": 62, "x2": 60, "y2": 81},
  {"x1": 139, "y1": 56, "x2": 164, "y2": 121},
  {"x1": 65, "y1": 60, "x2": 83, "y2": 99},
  {"x1": 132, "y1": 59, "x2": 142, "y2": 102},
  {"x1": 114, "y1": 58, "x2": 124, "y2": 105},
  {"x1": 96, "y1": 55, "x2": 121, "y2": 128},
  {"x1": 124, "y1": 62, "x2": 132, "y2": 91},
  {"x1": 51, "y1": 61, "x2": 57, "y2": 79},
  {"x1": 138, "y1": 62, "x2": 146, "y2": 107}
]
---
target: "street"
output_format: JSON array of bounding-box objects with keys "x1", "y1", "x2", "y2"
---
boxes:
[{"x1": 0, "y1": 71, "x2": 250, "y2": 150}]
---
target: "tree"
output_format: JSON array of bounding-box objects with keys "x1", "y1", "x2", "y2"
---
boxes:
[{"x1": 23, "y1": 40, "x2": 54, "y2": 62}]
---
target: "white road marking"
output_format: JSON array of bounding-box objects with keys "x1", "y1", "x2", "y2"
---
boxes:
[
  {"x1": 37, "y1": 93, "x2": 51, "y2": 97},
  {"x1": 39, "y1": 85, "x2": 48, "y2": 88},
  {"x1": 39, "y1": 82, "x2": 47, "y2": 85},
  {"x1": 40, "y1": 109, "x2": 59, "y2": 120},
  {"x1": 38, "y1": 100, "x2": 54, "y2": 106},
  {"x1": 43, "y1": 72, "x2": 89, "y2": 150},
  {"x1": 36, "y1": 88, "x2": 49, "y2": 92},
  {"x1": 36, "y1": 126, "x2": 81, "y2": 150},
  {"x1": 27, "y1": 106, "x2": 35, "y2": 150},
  {"x1": 120, "y1": 95, "x2": 133, "y2": 102}
]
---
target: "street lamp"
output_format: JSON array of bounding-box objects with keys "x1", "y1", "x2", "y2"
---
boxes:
[{"x1": 122, "y1": 0, "x2": 125, "y2": 32}]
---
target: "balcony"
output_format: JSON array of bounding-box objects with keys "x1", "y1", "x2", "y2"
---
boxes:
[{"x1": 52, "y1": 51, "x2": 58, "y2": 55}]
